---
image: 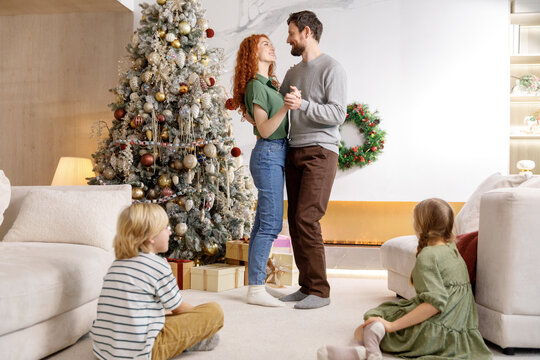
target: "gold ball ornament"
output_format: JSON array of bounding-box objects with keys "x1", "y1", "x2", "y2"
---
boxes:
[
  {"x1": 171, "y1": 39, "x2": 181, "y2": 48},
  {"x1": 178, "y1": 21, "x2": 191, "y2": 35},
  {"x1": 147, "y1": 188, "x2": 159, "y2": 199},
  {"x1": 194, "y1": 258, "x2": 202, "y2": 266},
  {"x1": 158, "y1": 174, "x2": 172, "y2": 188},
  {"x1": 157, "y1": 0, "x2": 166, "y2": 5},
  {"x1": 174, "y1": 159, "x2": 183, "y2": 170},
  {"x1": 203, "y1": 242, "x2": 219, "y2": 256},
  {"x1": 155, "y1": 92, "x2": 166, "y2": 102},
  {"x1": 179, "y1": 83, "x2": 189, "y2": 94},
  {"x1": 103, "y1": 168, "x2": 115, "y2": 180},
  {"x1": 132, "y1": 187, "x2": 145, "y2": 199},
  {"x1": 161, "y1": 129, "x2": 169, "y2": 140},
  {"x1": 190, "y1": 53, "x2": 198, "y2": 62},
  {"x1": 146, "y1": 130, "x2": 153, "y2": 140},
  {"x1": 158, "y1": 29, "x2": 166, "y2": 38},
  {"x1": 183, "y1": 154, "x2": 197, "y2": 169},
  {"x1": 175, "y1": 223, "x2": 188, "y2": 236}
]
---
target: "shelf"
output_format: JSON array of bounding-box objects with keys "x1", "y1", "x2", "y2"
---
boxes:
[
  {"x1": 510, "y1": 55, "x2": 540, "y2": 64},
  {"x1": 511, "y1": 13, "x2": 540, "y2": 26},
  {"x1": 510, "y1": 95, "x2": 540, "y2": 102},
  {"x1": 510, "y1": 134, "x2": 540, "y2": 139}
]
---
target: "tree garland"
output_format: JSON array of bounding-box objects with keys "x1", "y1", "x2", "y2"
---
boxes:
[{"x1": 338, "y1": 102, "x2": 386, "y2": 170}]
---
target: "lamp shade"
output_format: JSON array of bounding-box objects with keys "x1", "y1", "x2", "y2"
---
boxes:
[{"x1": 51, "y1": 157, "x2": 94, "y2": 186}]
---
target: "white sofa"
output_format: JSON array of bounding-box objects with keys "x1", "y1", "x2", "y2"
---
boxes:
[
  {"x1": 0, "y1": 181, "x2": 131, "y2": 360},
  {"x1": 380, "y1": 176, "x2": 540, "y2": 354}
]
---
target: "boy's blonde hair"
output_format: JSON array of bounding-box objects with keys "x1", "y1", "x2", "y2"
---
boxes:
[{"x1": 114, "y1": 203, "x2": 169, "y2": 259}]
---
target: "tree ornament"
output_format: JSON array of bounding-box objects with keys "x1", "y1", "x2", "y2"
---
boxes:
[
  {"x1": 165, "y1": 33, "x2": 176, "y2": 42},
  {"x1": 155, "y1": 92, "x2": 166, "y2": 102},
  {"x1": 172, "y1": 175, "x2": 179, "y2": 185},
  {"x1": 175, "y1": 223, "x2": 188, "y2": 236},
  {"x1": 231, "y1": 147, "x2": 242, "y2": 157},
  {"x1": 184, "y1": 199, "x2": 194, "y2": 211},
  {"x1": 103, "y1": 168, "x2": 115, "y2": 180},
  {"x1": 201, "y1": 93, "x2": 211, "y2": 109},
  {"x1": 130, "y1": 92, "x2": 140, "y2": 101},
  {"x1": 175, "y1": 51, "x2": 186, "y2": 68},
  {"x1": 161, "y1": 187, "x2": 174, "y2": 197},
  {"x1": 147, "y1": 52, "x2": 160, "y2": 65},
  {"x1": 129, "y1": 77, "x2": 139, "y2": 91},
  {"x1": 183, "y1": 154, "x2": 197, "y2": 169},
  {"x1": 147, "y1": 188, "x2": 159, "y2": 199},
  {"x1": 197, "y1": 153, "x2": 206, "y2": 163},
  {"x1": 191, "y1": 104, "x2": 200, "y2": 118},
  {"x1": 194, "y1": 43, "x2": 206, "y2": 56},
  {"x1": 141, "y1": 153, "x2": 155, "y2": 166},
  {"x1": 188, "y1": 72, "x2": 199, "y2": 85},
  {"x1": 114, "y1": 108, "x2": 125, "y2": 120},
  {"x1": 157, "y1": 114, "x2": 166, "y2": 123},
  {"x1": 205, "y1": 163, "x2": 215, "y2": 174},
  {"x1": 143, "y1": 102, "x2": 154, "y2": 113},
  {"x1": 203, "y1": 143, "x2": 217, "y2": 158},
  {"x1": 178, "y1": 21, "x2": 191, "y2": 35},
  {"x1": 157, "y1": 0, "x2": 166, "y2": 5},
  {"x1": 132, "y1": 187, "x2": 145, "y2": 199},
  {"x1": 162, "y1": 109, "x2": 173, "y2": 119},
  {"x1": 197, "y1": 18, "x2": 209, "y2": 31},
  {"x1": 171, "y1": 39, "x2": 181, "y2": 48},
  {"x1": 206, "y1": 28, "x2": 215, "y2": 38},
  {"x1": 200, "y1": 55, "x2": 209, "y2": 66},
  {"x1": 133, "y1": 58, "x2": 145, "y2": 70},
  {"x1": 141, "y1": 71, "x2": 153, "y2": 83},
  {"x1": 338, "y1": 102, "x2": 386, "y2": 170},
  {"x1": 208, "y1": 77, "x2": 215, "y2": 87},
  {"x1": 158, "y1": 29, "x2": 166, "y2": 38},
  {"x1": 199, "y1": 78, "x2": 208, "y2": 90},
  {"x1": 203, "y1": 242, "x2": 218, "y2": 256},
  {"x1": 146, "y1": 130, "x2": 153, "y2": 140},
  {"x1": 158, "y1": 174, "x2": 172, "y2": 188},
  {"x1": 161, "y1": 129, "x2": 169, "y2": 140},
  {"x1": 179, "y1": 83, "x2": 189, "y2": 94},
  {"x1": 174, "y1": 159, "x2": 183, "y2": 170},
  {"x1": 133, "y1": 115, "x2": 144, "y2": 127},
  {"x1": 225, "y1": 98, "x2": 235, "y2": 110}
]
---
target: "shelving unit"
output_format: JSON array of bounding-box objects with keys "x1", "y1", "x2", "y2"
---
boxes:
[{"x1": 509, "y1": 4, "x2": 540, "y2": 174}]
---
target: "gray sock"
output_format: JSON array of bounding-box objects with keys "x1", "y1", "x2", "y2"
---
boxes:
[
  {"x1": 294, "y1": 294, "x2": 330, "y2": 309},
  {"x1": 279, "y1": 289, "x2": 308, "y2": 302},
  {"x1": 185, "y1": 333, "x2": 219, "y2": 352}
]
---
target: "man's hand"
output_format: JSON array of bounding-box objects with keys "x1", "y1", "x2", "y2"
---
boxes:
[{"x1": 284, "y1": 85, "x2": 302, "y2": 110}]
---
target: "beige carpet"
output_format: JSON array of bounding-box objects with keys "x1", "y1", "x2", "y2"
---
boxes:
[{"x1": 47, "y1": 272, "x2": 540, "y2": 360}]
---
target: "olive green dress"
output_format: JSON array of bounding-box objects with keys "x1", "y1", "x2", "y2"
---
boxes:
[{"x1": 364, "y1": 242, "x2": 492, "y2": 359}]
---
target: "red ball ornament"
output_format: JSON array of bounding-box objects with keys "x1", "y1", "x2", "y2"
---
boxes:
[
  {"x1": 209, "y1": 77, "x2": 215, "y2": 86},
  {"x1": 133, "y1": 115, "x2": 144, "y2": 127},
  {"x1": 157, "y1": 114, "x2": 166, "y2": 123},
  {"x1": 114, "y1": 108, "x2": 125, "y2": 120},
  {"x1": 161, "y1": 187, "x2": 174, "y2": 197},
  {"x1": 371, "y1": 146, "x2": 378, "y2": 152},
  {"x1": 120, "y1": 144, "x2": 127, "y2": 150},
  {"x1": 225, "y1": 98, "x2": 235, "y2": 110},
  {"x1": 206, "y1": 28, "x2": 215, "y2": 38},
  {"x1": 231, "y1": 147, "x2": 242, "y2": 157},
  {"x1": 141, "y1": 153, "x2": 155, "y2": 166}
]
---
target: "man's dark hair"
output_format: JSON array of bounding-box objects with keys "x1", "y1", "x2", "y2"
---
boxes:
[{"x1": 287, "y1": 11, "x2": 323, "y2": 42}]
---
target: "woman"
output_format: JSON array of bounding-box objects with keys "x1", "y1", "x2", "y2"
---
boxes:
[{"x1": 231, "y1": 34, "x2": 294, "y2": 307}]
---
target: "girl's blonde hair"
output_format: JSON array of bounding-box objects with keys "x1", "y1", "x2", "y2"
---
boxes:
[
  {"x1": 413, "y1": 198, "x2": 455, "y2": 257},
  {"x1": 114, "y1": 203, "x2": 169, "y2": 259}
]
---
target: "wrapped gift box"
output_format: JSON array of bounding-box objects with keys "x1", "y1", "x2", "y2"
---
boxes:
[
  {"x1": 225, "y1": 240, "x2": 249, "y2": 262},
  {"x1": 271, "y1": 234, "x2": 293, "y2": 254},
  {"x1": 191, "y1": 264, "x2": 245, "y2": 292},
  {"x1": 167, "y1": 258, "x2": 193, "y2": 290},
  {"x1": 266, "y1": 253, "x2": 299, "y2": 287}
]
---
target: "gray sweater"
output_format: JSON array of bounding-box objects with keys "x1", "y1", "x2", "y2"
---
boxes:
[{"x1": 280, "y1": 54, "x2": 347, "y2": 154}]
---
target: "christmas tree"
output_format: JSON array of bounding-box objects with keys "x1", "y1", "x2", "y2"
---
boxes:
[{"x1": 89, "y1": 0, "x2": 256, "y2": 263}]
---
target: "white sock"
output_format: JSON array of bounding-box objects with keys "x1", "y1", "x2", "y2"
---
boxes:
[
  {"x1": 317, "y1": 345, "x2": 366, "y2": 360},
  {"x1": 364, "y1": 322, "x2": 385, "y2": 358},
  {"x1": 247, "y1": 285, "x2": 285, "y2": 307}
]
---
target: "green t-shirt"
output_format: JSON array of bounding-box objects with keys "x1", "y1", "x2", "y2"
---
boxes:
[{"x1": 244, "y1": 74, "x2": 288, "y2": 140}]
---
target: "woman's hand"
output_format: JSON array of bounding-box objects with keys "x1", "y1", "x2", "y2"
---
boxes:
[{"x1": 363, "y1": 316, "x2": 395, "y2": 333}]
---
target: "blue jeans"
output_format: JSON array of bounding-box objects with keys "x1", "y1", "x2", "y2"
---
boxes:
[{"x1": 248, "y1": 138, "x2": 288, "y2": 285}]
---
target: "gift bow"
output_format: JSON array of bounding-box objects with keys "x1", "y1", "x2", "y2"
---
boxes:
[{"x1": 265, "y1": 256, "x2": 292, "y2": 287}]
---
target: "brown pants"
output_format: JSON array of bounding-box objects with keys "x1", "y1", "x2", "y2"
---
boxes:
[
  {"x1": 286, "y1": 146, "x2": 338, "y2": 298},
  {"x1": 151, "y1": 302, "x2": 224, "y2": 360}
]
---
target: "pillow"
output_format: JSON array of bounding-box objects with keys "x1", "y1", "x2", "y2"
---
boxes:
[
  {"x1": 0, "y1": 170, "x2": 11, "y2": 227},
  {"x1": 454, "y1": 173, "x2": 527, "y2": 235},
  {"x1": 3, "y1": 188, "x2": 131, "y2": 250},
  {"x1": 519, "y1": 175, "x2": 540, "y2": 188}
]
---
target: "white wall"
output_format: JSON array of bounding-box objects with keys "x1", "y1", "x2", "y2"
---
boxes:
[{"x1": 134, "y1": 0, "x2": 509, "y2": 201}]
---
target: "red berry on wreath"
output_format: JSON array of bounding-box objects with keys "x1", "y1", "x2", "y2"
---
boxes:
[
  {"x1": 371, "y1": 146, "x2": 377, "y2": 152},
  {"x1": 231, "y1": 147, "x2": 242, "y2": 157},
  {"x1": 360, "y1": 157, "x2": 365, "y2": 162},
  {"x1": 206, "y1": 28, "x2": 215, "y2": 38},
  {"x1": 114, "y1": 108, "x2": 125, "y2": 120},
  {"x1": 225, "y1": 98, "x2": 235, "y2": 110}
]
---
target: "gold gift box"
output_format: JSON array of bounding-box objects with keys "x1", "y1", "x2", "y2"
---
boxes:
[
  {"x1": 225, "y1": 240, "x2": 249, "y2": 262},
  {"x1": 266, "y1": 253, "x2": 299, "y2": 287}
]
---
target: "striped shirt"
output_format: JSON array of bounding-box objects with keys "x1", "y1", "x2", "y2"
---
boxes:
[{"x1": 90, "y1": 252, "x2": 182, "y2": 360}]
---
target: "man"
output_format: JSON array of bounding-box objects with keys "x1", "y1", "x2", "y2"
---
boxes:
[{"x1": 279, "y1": 10, "x2": 347, "y2": 309}]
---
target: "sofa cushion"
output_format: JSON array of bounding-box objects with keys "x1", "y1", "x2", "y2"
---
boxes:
[
  {"x1": 0, "y1": 242, "x2": 114, "y2": 336},
  {"x1": 380, "y1": 235, "x2": 417, "y2": 276},
  {"x1": 519, "y1": 175, "x2": 540, "y2": 188},
  {"x1": 0, "y1": 170, "x2": 10, "y2": 227},
  {"x1": 3, "y1": 188, "x2": 131, "y2": 250},
  {"x1": 454, "y1": 173, "x2": 527, "y2": 235}
]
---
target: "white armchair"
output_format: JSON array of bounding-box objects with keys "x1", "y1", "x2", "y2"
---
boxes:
[{"x1": 380, "y1": 186, "x2": 540, "y2": 354}]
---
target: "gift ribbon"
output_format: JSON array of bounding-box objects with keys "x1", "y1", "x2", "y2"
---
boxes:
[
  {"x1": 167, "y1": 259, "x2": 192, "y2": 289},
  {"x1": 265, "y1": 256, "x2": 293, "y2": 288}
]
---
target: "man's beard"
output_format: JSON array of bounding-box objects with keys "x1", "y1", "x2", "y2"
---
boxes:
[{"x1": 290, "y1": 44, "x2": 304, "y2": 56}]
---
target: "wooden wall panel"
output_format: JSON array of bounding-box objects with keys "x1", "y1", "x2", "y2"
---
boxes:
[{"x1": 0, "y1": 12, "x2": 132, "y2": 185}]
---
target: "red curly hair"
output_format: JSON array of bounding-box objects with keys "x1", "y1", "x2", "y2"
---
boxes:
[{"x1": 232, "y1": 34, "x2": 279, "y2": 116}]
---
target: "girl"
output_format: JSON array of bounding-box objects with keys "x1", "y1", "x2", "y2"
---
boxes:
[
  {"x1": 231, "y1": 34, "x2": 297, "y2": 307},
  {"x1": 318, "y1": 198, "x2": 492, "y2": 360},
  {"x1": 91, "y1": 203, "x2": 223, "y2": 360}
]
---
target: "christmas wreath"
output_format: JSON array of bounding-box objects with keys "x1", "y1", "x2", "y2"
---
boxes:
[{"x1": 338, "y1": 103, "x2": 386, "y2": 170}]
